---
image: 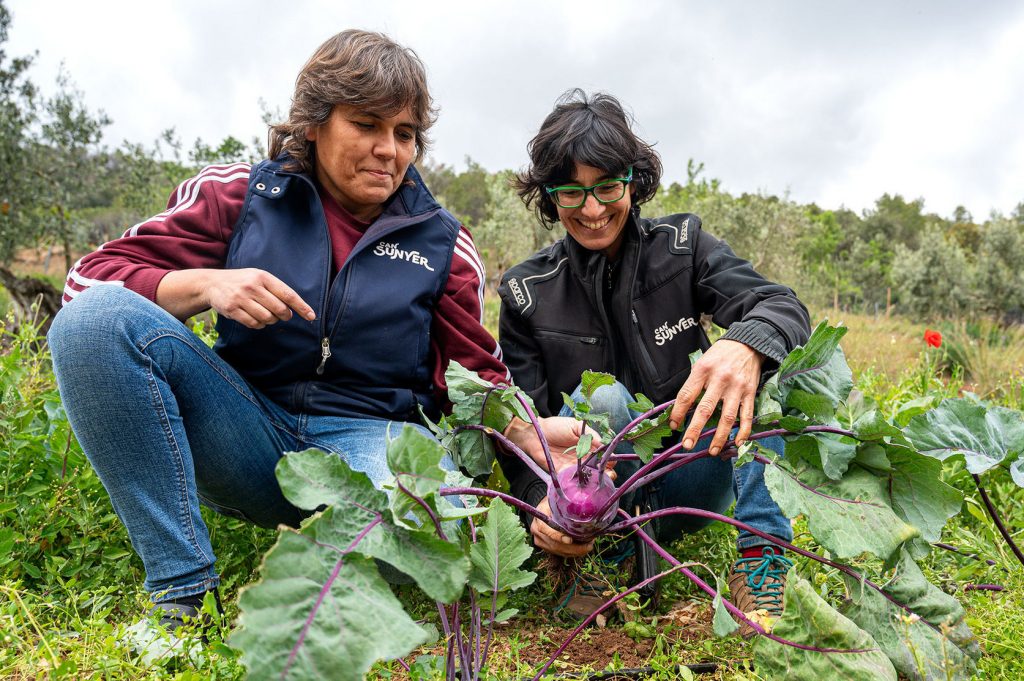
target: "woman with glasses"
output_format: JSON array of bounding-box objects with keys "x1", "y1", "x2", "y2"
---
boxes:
[{"x1": 497, "y1": 89, "x2": 812, "y2": 633}]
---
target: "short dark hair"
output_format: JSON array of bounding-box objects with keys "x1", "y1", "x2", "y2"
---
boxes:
[
  {"x1": 268, "y1": 29, "x2": 437, "y2": 173},
  {"x1": 515, "y1": 89, "x2": 662, "y2": 226}
]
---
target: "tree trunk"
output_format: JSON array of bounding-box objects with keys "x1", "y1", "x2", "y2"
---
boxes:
[{"x1": 0, "y1": 266, "x2": 63, "y2": 335}]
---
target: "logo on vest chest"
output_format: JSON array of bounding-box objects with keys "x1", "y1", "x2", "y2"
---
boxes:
[
  {"x1": 373, "y1": 241, "x2": 435, "y2": 271},
  {"x1": 654, "y1": 316, "x2": 697, "y2": 346}
]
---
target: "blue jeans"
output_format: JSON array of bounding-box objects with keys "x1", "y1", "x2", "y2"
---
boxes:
[
  {"x1": 560, "y1": 382, "x2": 792, "y2": 550},
  {"x1": 48, "y1": 286, "x2": 433, "y2": 602}
]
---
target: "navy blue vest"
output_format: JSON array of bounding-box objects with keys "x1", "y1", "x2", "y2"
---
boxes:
[{"x1": 214, "y1": 159, "x2": 458, "y2": 421}]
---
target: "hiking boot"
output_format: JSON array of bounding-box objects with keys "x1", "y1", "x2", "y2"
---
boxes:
[
  {"x1": 554, "y1": 572, "x2": 611, "y2": 623},
  {"x1": 120, "y1": 591, "x2": 221, "y2": 665},
  {"x1": 728, "y1": 546, "x2": 792, "y2": 638}
]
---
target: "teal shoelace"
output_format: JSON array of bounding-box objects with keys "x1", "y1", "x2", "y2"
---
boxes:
[{"x1": 733, "y1": 547, "x2": 793, "y2": 615}]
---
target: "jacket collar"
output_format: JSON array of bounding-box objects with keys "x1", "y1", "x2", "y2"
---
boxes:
[{"x1": 261, "y1": 156, "x2": 443, "y2": 227}]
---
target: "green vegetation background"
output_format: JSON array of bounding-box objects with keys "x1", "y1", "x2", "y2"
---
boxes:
[{"x1": 4, "y1": 2, "x2": 1024, "y2": 678}]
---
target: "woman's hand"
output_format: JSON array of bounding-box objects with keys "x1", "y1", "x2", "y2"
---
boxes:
[
  {"x1": 504, "y1": 416, "x2": 601, "y2": 474},
  {"x1": 530, "y1": 496, "x2": 594, "y2": 558},
  {"x1": 668, "y1": 339, "x2": 763, "y2": 459},
  {"x1": 158, "y1": 268, "x2": 316, "y2": 327}
]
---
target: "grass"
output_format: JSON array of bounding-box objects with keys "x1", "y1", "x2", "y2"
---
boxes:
[{"x1": 3, "y1": 306, "x2": 1024, "y2": 679}]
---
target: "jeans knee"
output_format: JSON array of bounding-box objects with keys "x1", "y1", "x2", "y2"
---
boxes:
[
  {"x1": 589, "y1": 381, "x2": 634, "y2": 431},
  {"x1": 49, "y1": 286, "x2": 168, "y2": 362}
]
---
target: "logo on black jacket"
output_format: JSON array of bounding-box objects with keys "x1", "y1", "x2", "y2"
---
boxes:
[
  {"x1": 373, "y1": 241, "x2": 435, "y2": 271},
  {"x1": 654, "y1": 316, "x2": 697, "y2": 346},
  {"x1": 508, "y1": 278, "x2": 526, "y2": 306}
]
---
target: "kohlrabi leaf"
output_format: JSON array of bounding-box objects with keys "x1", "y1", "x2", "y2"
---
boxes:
[
  {"x1": 752, "y1": 571, "x2": 897, "y2": 681},
  {"x1": 764, "y1": 459, "x2": 919, "y2": 560},
  {"x1": 903, "y1": 398, "x2": 1024, "y2": 476},
  {"x1": 313, "y1": 507, "x2": 469, "y2": 604},
  {"x1": 627, "y1": 392, "x2": 656, "y2": 413},
  {"x1": 468, "y1": 499, "x2": 536, "y2": 594},
  {"x1": 276, "y1": 448, "x2": 388, "y2": 513},
  {"x1": 841, "y1": 550, "x2": 980, "y2": 680},
  {"x1": 385, "y1": 427, "x2": 449, "y2": 529},
  {"x1": 580, "y1": 370, "x2": 616, "y2": 400},
  {"x1": 1011, "y1": 456, "x2": 1024, "y2": 487},
  {"x1": 232, "y1": 534, "x2": 431, "y2": 681},
  {"x1": 881, "y1": 450, "x2": 963, "y2": 543},
  {"x1": 756, "y1": 373, "x2": 784, "y2": 424},
  {"x1": 776, "y1": 322, "x2": 853, "y2": 422},
  {"x1": 854, "y1": 443, "x2": 892, "y2": 472},
  {"x1": 712, "y1": 589, "x2": 739, "y2": 637},
  {"x1": 894, "y1": 395, "x2": 940, "y2": 427},
  {"x1": 784, "y1": 433, "x2": 858, "y2": 480},
  {"x1": 445, "y1": 361, "x2": 537, "y2": 477},
  {"x1": 624, "y1": 409, "x2": 674, "y2": 463}
]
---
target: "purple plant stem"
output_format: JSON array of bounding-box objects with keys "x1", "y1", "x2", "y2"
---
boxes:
[
  {"x1": 963, "y1": 583, "x2": 1005, "y2": 592},
  {"x1": 514, "y1": 392, "x2": 561, "y2": 491},
  {"x1": 451, "y1": 603, "x2": 471, "y2": 681},
  {"x1": 395, "y1": 479, "x2": 449, "y2": 542},
  {"x1": 437, "y1": 602, "x2": 455, "y2": 681},
  {"x1": 530, "y1": 564, "x2": 686, "y2": 681},
  {"x1": 282, "y1": 515, "x2": 383, "y2": 678},
  {"x1": 395, "y1": 657, "x2": 410, "y2": 672},
  {"x1": 456, "y1": 424, "x2": 551, "y2": 483},
  {"x1": 972, "y1": 473, "x2": 1024, "y2": 568},
  {"x1": 622, "y1": 510, "x2": 879, "y2": 653},
  {"x1": 610, "y1": 507, "x2": 946, "y2": 633},
  {"x1": 468, "y1": 517, "x2": 482, "y2": 681},
  {"x1": 933, "y1": 541, "x2": 998, "y2": 567},
  {"x1": 439, "y1": 487, "x2": 572, "y2": 535}
]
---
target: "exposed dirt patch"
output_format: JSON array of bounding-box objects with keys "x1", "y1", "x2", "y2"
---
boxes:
[{"x1": 391, "y1": 599, "x2": 721, "y2": 679}]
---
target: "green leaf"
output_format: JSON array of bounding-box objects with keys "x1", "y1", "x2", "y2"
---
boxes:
[
  {"x1": 854, "y1": 443, "x2": 893, "y2": 472},
  {"x1": 386, "y1": 427, "x2": 449, "y2": 529},
  {"x1": 314, "y1": 507, "x2": 469, "y2": 603},
  {"x1": 468, "y1": 499, "x2": 536, "y2": 594},
  {"x1": 764, "y1": 459, "x2": 919, "y2": 560},
  {"x1": 903, "y1": 398, "x2": 1024, "y2": 476},
  {"x1": 1011, "y1": 456, "x2": 1024, "y2": 487},
  {"x1": 232, "y1": 533, "x2": 431, "y2": 681},
  {"x1": 276, "y1": 449, "x2": 388, "y2": 513},
  {"x1": 753, "y1": 571, "x2": 897, "y2": 680},
  {"x1": 882, "y1": 450, "x2": 962, "y2": 543},
  {"x1": 712, "y1": 581, "x2": 739, "y2": 637},
  {"x1": 444, "y1": 361, "x2": 538, "y2": 477},
  {"x1": 785, "y1": 433, "x2": 858, "y2": 480},
  {"x1": 894, "y1": 396, "x2": 939, "y2": 427},
  {"x1": 627, "y1": 393, "x2": 656, "y2": 413},
  {"x1": 580, "y1": 371, "x2": 615, "y2": 400},
  {"x1": 574, "y1": 432, "x2": 593, "y2": 459},
  {"x1": 624, "y1": 408, "x2": 674, "y2": 463},
  {"x1": 756, "y1": 373, "x2": 784, "y2": 424},
  {"x1": 841, "y1": 550, "x2": 980, "y2": 680},
  {"x1": 776, "y1": 322, "x2": 853, "y2": 421}
]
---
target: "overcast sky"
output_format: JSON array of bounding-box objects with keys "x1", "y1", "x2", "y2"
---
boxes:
[{"x1": 7, "y1": 1, "x2": 1024, "y2": 219}]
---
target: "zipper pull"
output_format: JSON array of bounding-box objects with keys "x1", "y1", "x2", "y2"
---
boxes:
[
  {"x1": 315, "y1": 338, "x2": 332, "y2": 375},
  {"x1": 631, "y1": 309, "x2": 639, "y2": 324}
]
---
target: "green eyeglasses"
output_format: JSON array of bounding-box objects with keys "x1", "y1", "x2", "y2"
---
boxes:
[{"x1": 545, "y1": 167, "x2": 633, "y2": 209}]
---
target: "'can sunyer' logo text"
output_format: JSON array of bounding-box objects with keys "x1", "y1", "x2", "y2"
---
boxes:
[
  {"x1": 373, "y1": 242, "x2": 434, "y2": 271},
  {"x1": 654, "y1": 316, "x2": 697, "y2": 346}
]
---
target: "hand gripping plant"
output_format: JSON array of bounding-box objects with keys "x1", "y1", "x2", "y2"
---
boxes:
[{"x1": 231, "y1": 322, "x2": 1024, "y2": 681}]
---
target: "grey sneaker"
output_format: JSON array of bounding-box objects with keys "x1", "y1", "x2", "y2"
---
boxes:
[{"x1": 120, "y1": 596, "x2": 218, "y2": 666}]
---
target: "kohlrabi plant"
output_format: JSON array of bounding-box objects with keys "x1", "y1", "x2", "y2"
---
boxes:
[{"x1": 230, "y1": 322, "x2": 1024, "y2": 680}]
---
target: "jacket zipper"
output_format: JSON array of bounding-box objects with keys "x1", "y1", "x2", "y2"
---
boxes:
[
  {"x1": 631, "y1": 308, "x2": 659, "y2": 380},
  {"x1": 315, "y1": 338, "x2": 332, "y2": 375}
]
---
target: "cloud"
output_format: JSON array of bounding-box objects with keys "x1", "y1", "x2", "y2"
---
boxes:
[{"x1": 6, "y1": 0, "x2": 1024, "y2": 217}]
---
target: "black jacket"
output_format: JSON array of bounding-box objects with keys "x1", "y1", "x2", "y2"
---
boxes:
[{"x1": 496, "y1": 211, "x2": 811, "y2": 512}]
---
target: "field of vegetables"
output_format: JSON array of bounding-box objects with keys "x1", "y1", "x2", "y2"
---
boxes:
[{"x1": 2, "y1": 308, "x2": 1024, "y2": 680}]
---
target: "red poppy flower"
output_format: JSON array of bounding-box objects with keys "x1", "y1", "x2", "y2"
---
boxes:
[{"x1": 924, "y1": 329, "x2": 942, "y2": 348}]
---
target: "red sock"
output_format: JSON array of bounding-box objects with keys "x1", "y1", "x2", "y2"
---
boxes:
[{"x1": 741, "y1": 546, "x2": 783, "y2": 559}]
